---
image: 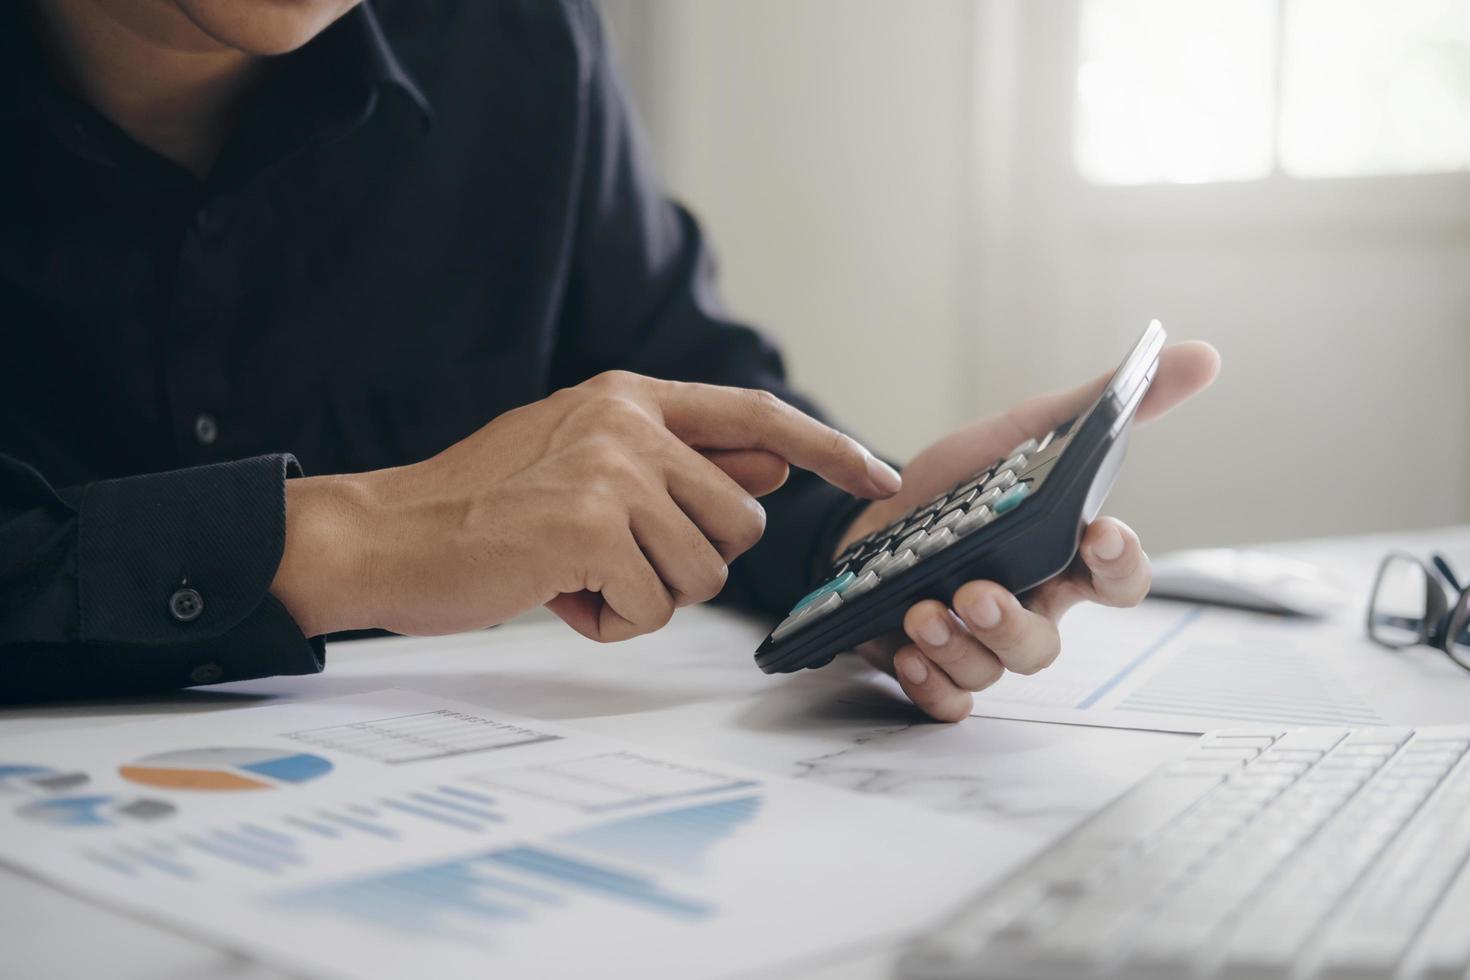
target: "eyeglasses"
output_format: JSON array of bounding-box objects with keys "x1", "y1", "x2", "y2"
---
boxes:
[{"x1": 1367, "y1": 552, "x2": 1470, "y2": 673}]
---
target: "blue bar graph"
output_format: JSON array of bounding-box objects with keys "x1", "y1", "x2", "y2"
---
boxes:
[
  {"x1": 276, "y1": 836, "x2": 720, "y2": 941},
  {"x1": 557, "y1": 795, "x2": 761, "y2": 873},
  {"x1": 489, "y1": 846, "x2": 714, "y2": 919}
]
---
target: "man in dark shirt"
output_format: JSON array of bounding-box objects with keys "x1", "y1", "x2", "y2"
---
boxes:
[{"x1": 0, "y1": 0, "x2": 1217, "y2": 720}]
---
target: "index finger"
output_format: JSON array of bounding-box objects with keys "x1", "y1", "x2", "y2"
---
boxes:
[
  {"x1": 651, "y1": 381, "x2": 901, "y2": 499},
  {"x1": 1007, "y1": 340, "x2": 1221, "y2": 440}
]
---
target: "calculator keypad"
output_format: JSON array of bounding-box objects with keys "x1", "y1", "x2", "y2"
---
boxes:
[{"x1": 768, "y1": 432, "x2": 1061, "y2": 644}]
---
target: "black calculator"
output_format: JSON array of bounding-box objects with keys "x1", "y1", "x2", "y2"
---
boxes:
[{"x1": 754, "y1": 320, "x2": 1167, "y2": 674}]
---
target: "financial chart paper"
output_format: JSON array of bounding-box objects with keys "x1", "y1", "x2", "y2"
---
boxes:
[{"x1": 0, "y1": 690, "x2": 1022, "y2": 980}]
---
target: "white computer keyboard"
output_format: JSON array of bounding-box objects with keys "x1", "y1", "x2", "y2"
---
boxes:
[{"x1": 901, "y1": 725, "x2": 1470, "y2": 980}]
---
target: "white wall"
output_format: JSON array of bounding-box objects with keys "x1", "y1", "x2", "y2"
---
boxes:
[
  {"x1": 600, "y1": 0, "x2": 1470, "y2": 551},
  {"x1": 600, "y1": 0, "x2": 977, "y2": 459}
]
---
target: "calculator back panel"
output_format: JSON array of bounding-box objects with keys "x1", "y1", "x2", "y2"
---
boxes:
[{"x1": 753, "y1": 322, "x2": 1164, "y2": 675}]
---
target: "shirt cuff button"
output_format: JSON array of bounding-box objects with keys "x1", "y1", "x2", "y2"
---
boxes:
[{"x1": 169, "y1": 587, "x2": 205, "y2": 623}]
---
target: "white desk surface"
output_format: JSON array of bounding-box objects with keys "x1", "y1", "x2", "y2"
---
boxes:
[{"x1": 4, "y1": 525, "x2": 1468, "y2": 980}]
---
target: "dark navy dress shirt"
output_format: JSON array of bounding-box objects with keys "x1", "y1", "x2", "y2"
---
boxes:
[{"x1": 0, "y1": 0, "x2": 865, "y2": 701}]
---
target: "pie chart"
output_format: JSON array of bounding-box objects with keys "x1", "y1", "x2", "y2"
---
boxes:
[
  {"x1": 119, "y1": 747, "x2": 333, "y2": 792},
  {"x1": 0, "y1": 764, "x2": 89, "y2": 795},
  {"x1": 18, "y1": 795, "x2": 176, "y2": 827}
]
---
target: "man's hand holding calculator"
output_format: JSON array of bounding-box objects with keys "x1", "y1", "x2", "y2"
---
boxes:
[
  {"x1": 834, "y1": 340, "x2": 1219, "y2": 721},
  {"x1": 270, "y1": 339, "x2": 1216, "y2": 724}
]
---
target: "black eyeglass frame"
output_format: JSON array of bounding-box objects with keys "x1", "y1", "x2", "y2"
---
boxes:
[{"x1": 1366, "y1": 551, "x2": 1470, "y2": 672}]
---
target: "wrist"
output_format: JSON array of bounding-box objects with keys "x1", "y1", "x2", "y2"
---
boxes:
[{"x1": 271, "y1": 472, "x2": 378, "y2": 637}]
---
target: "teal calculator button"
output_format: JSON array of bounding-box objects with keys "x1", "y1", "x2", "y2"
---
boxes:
[
  {"x1": 993, "y1": 483, "x2": 1030, "y2": 515},
  {"x1": 790, "y1": 571, "x2": 857, "y2": 615}
]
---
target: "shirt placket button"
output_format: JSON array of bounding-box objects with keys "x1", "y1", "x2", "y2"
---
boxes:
[{"x1": 193, "y1": 413, "x2": 218, "y2": 446}]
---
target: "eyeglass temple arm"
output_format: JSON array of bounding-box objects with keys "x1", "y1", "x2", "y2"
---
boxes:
[{"x1": 1432, "y1": 554, "x2": 1465, "y2": 594}]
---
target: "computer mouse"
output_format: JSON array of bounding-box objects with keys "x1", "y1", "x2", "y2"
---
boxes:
[{"x1": 1146, "y1": 548, "x2": 1348, "y2": 618}]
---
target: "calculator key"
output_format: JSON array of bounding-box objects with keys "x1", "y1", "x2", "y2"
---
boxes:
[
  {"x1": 958, "y1": 472, "x2": 994, "y2": 496},
  {"x1": 1000, "y1": 452, "x2": 1028, "y2": 473},
  {"x1": 842, "y1": 569, "x2": 881, "y2": 601},
  {"x1": 1036, "y1": 430, "x2": 1056, "y2": 453},
  {"x1": 901, "y1": 512, "x2": 936, "y2": 536},
  {"x1": 974, "y1": 487, "x2": 1002, "y2": 510},
  {"x1": 770, "y1": 591, "x2": 843, "y2": 643},
  {"x1": 956, "y1": 505, "x2": 994, "y2": 537},
  {"x1": 859, "y1": 550, "x2": 892, "y2": 577},
  {"x1": 983, "y1": 469, "x2": 1018, "y2": 493},
  {"x1": 993, "y1": 483, "x2": 1030, "y2": 515},
  {"x1": 789, "y1": 570, "x2": 857, "y2": 615},
  {"x1": 770, "y1": 610, "x2": 808, "y2": 643},
  {"x1": 878, "y1": 549, "x2": 918, "y2": 579},
  {"x1": 940, "y1": 490, "x2": 976, "y2": 516},
  {"x1": 896, "y1": 529, "x2": 928, "y2": 554},
  {"x1": 1007, "y1": 437, "x2": 1039, "y2": 458},
  {"x1": 915, "y1": 527, "x2": 956, "y2": 558},
  {"x1": 932, "y1": 507, "x2": 963, "y2": 533}
]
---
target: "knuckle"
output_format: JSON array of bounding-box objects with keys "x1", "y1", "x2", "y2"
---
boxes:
[
  {"x1": 564, "y1": 493, "x2": 624, "y2": 542},
  {"x1": 746, "y1": 388, "x2": 782, "y2": 422},
  {"x1": 692, "y1": 559, "x2": 729, "y2": 602},
  {"x1": 586, "y1": 369, "x2": 638, "y2": 392},
  {"x1": 732, "y1": 499, "x2": 766, "y2": 552},
  {"x1": 824, "y1": 426, "x2": 853, "y2": 464},
  {"x1": 647, "y1": 596, "x2": 676, "y2": 631},
  {"x1": 590, "y1": 395, "x2": 653, "y2": 437}
]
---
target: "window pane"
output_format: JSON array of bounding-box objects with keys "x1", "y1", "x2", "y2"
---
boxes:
[
  {"x1": 1076, "y1": 0, "x2": 1277, "y2": 185},
  {"x1": 1282, "y1": 0, "x2": 1470, "y2": 178}
]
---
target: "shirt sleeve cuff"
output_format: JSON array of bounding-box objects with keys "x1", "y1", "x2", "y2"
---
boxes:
[{"x1": 71, "y1": 454, "x2": 323, "y2": 686}]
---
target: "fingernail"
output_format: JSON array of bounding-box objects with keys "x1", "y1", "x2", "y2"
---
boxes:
[
  {"x1": 900, "y1": 652, "x2": 928, "y2": 684},
  {"x1": 966, "y1": 595, "x2": 1002, "y2": 630},
  {"x1": 918, "y1": 617, "x2": 950, "y2": 647},
  {"x1": 865, "y1": 453, "x2": 902, "y2": 494},
  {"x1": 1094, "y1": 523, "x2": 1125, "y2": 561}
]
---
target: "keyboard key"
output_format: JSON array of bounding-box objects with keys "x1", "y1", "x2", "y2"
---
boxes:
[{"x1": 1273, "y1": 729, "x2": 1350, "y2": 752}]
